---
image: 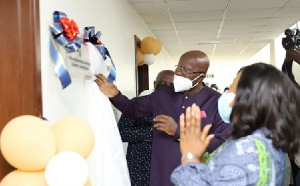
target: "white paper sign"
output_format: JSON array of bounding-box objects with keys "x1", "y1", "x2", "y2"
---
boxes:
[{"x1": 64, "y1": 42, "x2": 109, "y2": 81}]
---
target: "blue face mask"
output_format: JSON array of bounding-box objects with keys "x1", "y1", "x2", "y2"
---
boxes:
[{"x1": 218, "y1": 90, "x2": 235, "y2": 123}]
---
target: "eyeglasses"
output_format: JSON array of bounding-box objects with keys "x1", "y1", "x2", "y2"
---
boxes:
[{"x1": 175, "y1": 65, "x2": 205, "y2": 75}]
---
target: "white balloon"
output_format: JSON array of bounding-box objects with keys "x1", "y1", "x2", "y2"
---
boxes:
[
  {"x1": 143, "y1": 54, "x2": 156, "y2": 65},
  {"x1": 45, "y1": 151, "x2": 89, "y2": 186}
]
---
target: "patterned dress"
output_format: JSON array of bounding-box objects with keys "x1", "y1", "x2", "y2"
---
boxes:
[
  {"x1": 118, "y1": 96, "x2": 152, "y2": 186},
  {"x1": 171, "y1": 128, "x2": 285, "y2": 186}
]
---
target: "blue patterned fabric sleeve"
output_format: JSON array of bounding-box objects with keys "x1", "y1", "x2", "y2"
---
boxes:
[
  {"x1": 171, "y1": 130, "x2": 283, "y2": 186},
  {"x1": 171, "y1": 161, "x2": 250, "y2": 186},
  {"x1": 171, "y1": 162, "x2": 210, "y2": 186}
]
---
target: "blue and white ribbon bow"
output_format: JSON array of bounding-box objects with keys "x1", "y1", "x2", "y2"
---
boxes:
[
  {"x1": 49, "y1": 11, "x2": 82, "y2": 88},
  {"x1": 84, "y1": 26, "x2": 116, "y2": 82}
]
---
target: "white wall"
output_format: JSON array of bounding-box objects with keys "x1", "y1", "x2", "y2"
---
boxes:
[
  {"x1": 204, "y1": 61, "x2": 252, "y2": 93},
  {"x1": 40, "y1": 0, "x2": 175, "y2": 124},
  {"x1": 203, "y1": 45, "x2": 271, "y2": 93},
  {"x1": 247, "y1": 44, "x2": 271, "y2": 65}
]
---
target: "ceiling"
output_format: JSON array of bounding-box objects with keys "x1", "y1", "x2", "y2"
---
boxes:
[{"x1": 126, "y1": 0, "x2": 300, "y2": 64}]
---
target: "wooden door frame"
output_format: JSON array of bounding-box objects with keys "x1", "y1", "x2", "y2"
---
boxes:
[
  {"x1": 134, "y1": 35, "x2": 149, "y2": 96},
  {"x1": 0, "y1": 0, "x2": 41, "y2": 180}
]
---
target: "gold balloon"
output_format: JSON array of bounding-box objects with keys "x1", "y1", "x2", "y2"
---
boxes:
[
  {"x1": 136, "y1": 48, "x2": 144, "y2": 66},
  {"x1": 138, "y1": 61, "x2": 145, "y2": 66},
  {"x1": 52, "y1": 116, "x2": 95, "y2": 158},
  {"x1": 0, "y1": 115, "x2": 56, "y2": 171},
  {"x1": 138, "y1": 60, "x2": 145, "y2": 66},
  {"x1": 0, "y1": 170, "x2": 47, "y2": 186},
  {"x1": 141, "y1": 36, "x2": 160, "y2": 54},
  {"x1": 153, "y1": 39, "x2": 162, "y2": 55}
]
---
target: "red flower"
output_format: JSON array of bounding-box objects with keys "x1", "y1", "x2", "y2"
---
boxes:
[{"x1": 60, "y1": 17, "x2": 79, "y2": 40}]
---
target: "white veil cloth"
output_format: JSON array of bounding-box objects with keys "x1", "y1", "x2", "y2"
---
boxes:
[{"x1": 84, "y1": 42, "x2": 130, "y2": 186}]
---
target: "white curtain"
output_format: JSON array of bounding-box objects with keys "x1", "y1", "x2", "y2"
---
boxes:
[{"x1": 85, "y1": 43, "x2": 130, "y2": 186}]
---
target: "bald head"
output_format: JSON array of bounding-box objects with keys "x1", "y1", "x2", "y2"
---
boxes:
[
  {"x1": 174, "y1": 50, "x2": 210, "y2": 94},
  {"x1": 179, "y1": 50, "x2": 210, "y2": 73},
  {"x1": 154, "y1": 70, "x2": 174, "y2": 90}
]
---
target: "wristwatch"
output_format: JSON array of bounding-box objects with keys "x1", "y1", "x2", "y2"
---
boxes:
[{"x1": 181, "y1": 152, "x2": 200, "y2": 162}]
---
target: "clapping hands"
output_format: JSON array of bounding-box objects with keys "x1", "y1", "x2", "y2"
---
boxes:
[{"x1": 180, "y1": 104, "x2": 214, "y2": 164}]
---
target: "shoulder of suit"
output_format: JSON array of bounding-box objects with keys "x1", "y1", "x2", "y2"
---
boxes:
[{"x1": 200, "y1": 86, "x2": 221, "y2": 97}]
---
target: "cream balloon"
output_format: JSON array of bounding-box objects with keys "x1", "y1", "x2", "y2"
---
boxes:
[
  {"x1": 45, "y1": 151, "x2": 89, "y2": 186},
  {"x1": 144, "y1": 54, "x2": 156, "y2": 65},
  {"x1": 0, "y1": 115, "x2": 56, "y2": 171},
  {"x1": 51, "y1": 116, "x2": 95, "y2": 158},
  {"x1": 0, "y1": 170, "x2": 47, "y2": 186}
]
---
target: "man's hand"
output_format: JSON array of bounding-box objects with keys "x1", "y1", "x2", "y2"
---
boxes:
[
  {"x1": 153, "y1": 115, "x2": 178, "y2": 136},
  {"x1": 287, "y1": 46, "x2": 300, "y2": 65},
  {"x1": 95, "y1": 74, "x2": 119, "y2": 97},
  {"x1": 180, "y1": 104, "x2": 214, "y2": 164}
]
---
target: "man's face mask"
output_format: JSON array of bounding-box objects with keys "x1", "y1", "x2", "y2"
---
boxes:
[
  {"x1": 217, "y1": 90, "x2": 236, "y2": 123},
  {"x1": 173, "y1": 74, "x2": 204, "y2": 92}
]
